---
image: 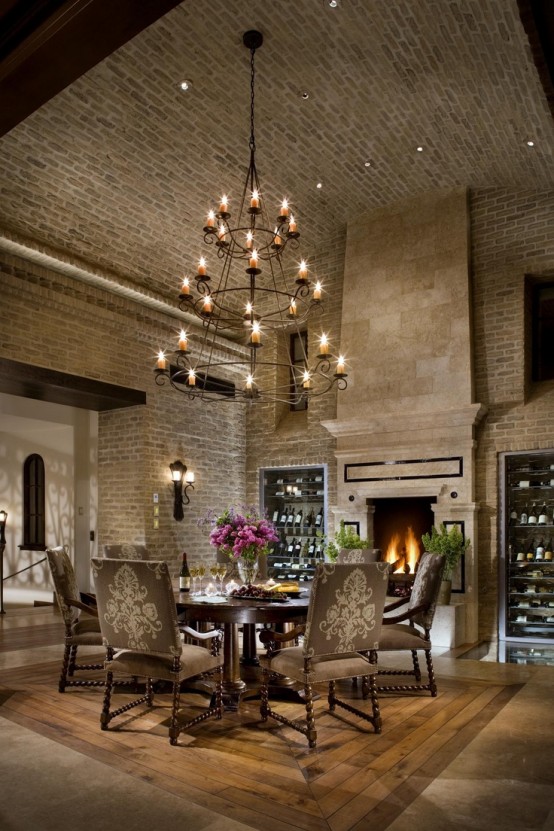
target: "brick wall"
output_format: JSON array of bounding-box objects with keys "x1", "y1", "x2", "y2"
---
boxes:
[{"x1": 471, "y1": 187, "x2": 554, "y2": 638}]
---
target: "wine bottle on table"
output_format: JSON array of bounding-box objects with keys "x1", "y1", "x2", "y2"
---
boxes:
[{"x1": 179, "y1": 552, "x2": 191, "y2": 592}]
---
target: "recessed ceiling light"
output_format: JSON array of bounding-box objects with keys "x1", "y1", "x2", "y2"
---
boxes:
[
  {"x1": 180, "y1": 79, "x2": 193, "y2": 91},
  {"x1": 416, "y1": 146, "x2": 424, "y2": 152},
  {"x1": 300, "y1": 91, "x2": 310, "y2": 100},
  {"x1": 527, "y1": 140, "x2": 535, "y2": 147},
  {"x1": 364, "y1": 160, "x2": 372, "y2": 167},
  {"x1": 329, "y1": 0, "x2": 339, "y2": 7},
  {"x1": 316, "y1": 182, "x2": 323, "y2": 189}
]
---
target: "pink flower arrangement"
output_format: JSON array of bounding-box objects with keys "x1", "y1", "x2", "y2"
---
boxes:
[{"x1": 205, "y1": 506, "x2": 278, "y2": 562}]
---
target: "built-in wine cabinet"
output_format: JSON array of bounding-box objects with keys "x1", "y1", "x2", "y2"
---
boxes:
[
  {"x1": 499, "y1": 449, "x2": 554, "y2": 648},
  {"x1": 260, "y1": 465, "x2": 326, "y2": 583}
]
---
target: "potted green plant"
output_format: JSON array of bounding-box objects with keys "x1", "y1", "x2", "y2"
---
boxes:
[
  {"x1": 421, "y1": 523, "x2": 470, "y2": 604},
  {"x1": 324, "y1": 520, "x2": 372, "y2": 562}
]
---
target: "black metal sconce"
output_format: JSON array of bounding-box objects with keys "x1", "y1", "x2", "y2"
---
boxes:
[
  {"x1": 169, "y1": 460, "x2": 195, "y2": 521},
  {"x1": 0, "y1": 510, "x2": 7, "y2": 615}
]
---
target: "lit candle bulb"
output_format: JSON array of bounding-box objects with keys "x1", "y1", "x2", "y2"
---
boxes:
[
  {"x1": 250, "y1": 189, "x2": 260, "y2": 209},
  {"x1": 302, "y1": 370, "x2": 312, "y2": 389},
  {"x1": 336, "y1": 355, "x2": 346, "y2": 374},
  {"x1": 249, "y1": 249, "x2": 259, "y2": 269},
  {"x1": 313, "y1": 281, "x2": 322, "y2": 301},
  {"x1": 250, "y1": 322, "x2": 261, "y2": 344},
  {"x1": 187, "y1": 369, "x2": 196, "y2": 386},
  {"x1": 279, "y1": 198, "x2": 289, "y2": 218},
  {"x1": 289, "y1": 299, "x2": 297, "y2": 316},
  {"x1": 289, "y1": 214, "x2": 297, "y2": 233},
  {"x1": 203, "y1": 295, "x2": 213, "y2": 314},
  {"x1": 298, "y1": 260, "x2": 308, "y2": 281},
  {"x1": 198, "y1": 257, "x2": 207, "y2": 276},
  {"x1": 219, "y1": 194, "x2": 228, "y2": 213},
  {"x1": 156, "y1": 351, "x2": 167, "y2": 370},
  {"x1": 245, "y1": 230, "x2": 253, "y2": 250},
  {"x1": 180, "y1": 276, "x2": 190, "y2": 295},
  {"x1": 178, "y1": 330, "x2": 188, "y2": 352},
  {"x1": 206, "y1": 209, "x2": 215, "y2": 228},
  {"x1": 245, "y1": 301, "x2": 253, "y2": 315},
  {"x1": 217, "y1": 223, "x2": 226, "y2": 241},
  {"x1": 184, "y1": 470, "x2": 195, "y2": 484},
  {"x1": 319, "y1": 334, "x2": 329, "y2": 355},
  {"x1": 273, "y1": 227, "x2": 282, "y2": 247},
  {"x1": 245, "y1": 374, "x2": 254, "y2": 391}
]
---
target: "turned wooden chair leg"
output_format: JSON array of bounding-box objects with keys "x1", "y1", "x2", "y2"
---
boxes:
[
  {"x1": 411, "y1": 649, "x2": 422, "y2": 681},
  {"x1": 68, "y1": 644, "x2": 78, "y2": 677},
  {"x1": 425, "y1": 649, "x2": 438, "y2": 696},
  {"x1": 260, "y1": 672, "x2": 269, "y2": 722},
  {"x1": 304, "y1": 684, "x2": 317, "y2": 748},
  {"x1": 368, "y1": 672, "x2": 382, "y2": 733},
  {"x1": 59, "y1": 643, "x2": 72, "y2": 692},
  {"x1": 169, "y1": 678, "x2": 181, "y2": 745},
  {"x1": 100, "y1": 670, "x2": 114, "y2": 729},
  {"x1": 328, "y1": 679, "x2": 336, "y2": 711}
]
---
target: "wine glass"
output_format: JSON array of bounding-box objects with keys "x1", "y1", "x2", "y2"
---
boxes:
[
  {"x1": 209, "y1": 564, "x2": 220, "y2": 594},
  {"x1": 197, "y1": 563, "x2": 206, "y2": 595},
  {"x1": 189, "y1": 565, "x2": 199, "y2": 595},
  {"x1": 217, "y1": 563, "x2": 227, "y2": 594}
]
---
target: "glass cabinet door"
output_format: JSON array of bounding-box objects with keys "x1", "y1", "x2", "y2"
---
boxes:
[{"x1": 500, "y1": 449, "x2": 554, "y2": 644}]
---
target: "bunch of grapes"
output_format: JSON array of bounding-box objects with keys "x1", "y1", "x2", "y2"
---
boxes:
[{"x1": 230, "y1": 584, "x2": 288, "y2": 600}]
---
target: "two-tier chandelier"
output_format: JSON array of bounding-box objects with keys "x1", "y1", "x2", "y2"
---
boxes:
[{"x1": 154, "y1": 30, "x2": 347, "y2": 404}]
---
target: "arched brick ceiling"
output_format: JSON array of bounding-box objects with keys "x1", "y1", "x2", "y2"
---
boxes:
[{"x1": 0, "y1": 0, "x2": 553, "y2": 301}]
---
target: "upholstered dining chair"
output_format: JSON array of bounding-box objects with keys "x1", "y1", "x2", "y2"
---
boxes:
[
  {"x1": 46, "y1": 546, "x2": 104, "y2": 692},
  {"x1": 259, "y1": 562, "x2": 390, "y2": 748},
  {"x1": 376, "y1": 551, "x2": 445, "y2": 696},
  {"x1": 336, "y1": 548, "x2": 382, "y2": 564},
  {"x1": 91, "y1": 557, "x2": 223, "y2": 745},
  {"x1": 102, "y1": 544, "x2": 147, "y2": 559}
]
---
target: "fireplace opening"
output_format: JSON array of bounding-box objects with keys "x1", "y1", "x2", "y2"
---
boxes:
[{"x1": 371, "y1": 496, "x2": 436, "y2": 574}]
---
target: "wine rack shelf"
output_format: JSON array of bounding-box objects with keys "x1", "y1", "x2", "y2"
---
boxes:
[
  {"x1": 500, "y1": 449, "x2": 554, "y2": 646},
  {"x1": 260, "y1": 464, "x2": 326, "y2": 583}
]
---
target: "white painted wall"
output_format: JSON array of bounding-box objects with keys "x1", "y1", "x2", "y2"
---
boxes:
[{"x1": 0, "y1": 393, "x2": 98, "y2": 604}]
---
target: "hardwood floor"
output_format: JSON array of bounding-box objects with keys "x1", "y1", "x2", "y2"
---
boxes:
[{"x1": 0, "y1": 607, "x2": 548, "y2": 831}]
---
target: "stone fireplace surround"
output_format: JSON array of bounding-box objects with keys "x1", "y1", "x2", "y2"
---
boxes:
[{"x1": 323, "y1": 403, "x2": 487, "y2": 645}]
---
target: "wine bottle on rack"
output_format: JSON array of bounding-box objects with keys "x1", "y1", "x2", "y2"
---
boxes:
[
  {"x1": 528, "y1": 503, "x2": 538, "y2": 525},
  {"x1": 515, "y1": 542, "x2": 526, "y2": 562},
  {"x1": 509, "y1": 505, "x2": 518, "y2": 526},
  {"x1": 306, "y1": 507, "x2": 315, "y2": 528},
  {"x1": 179, "y1": 552, "x2": 191, "y2": 592},
  {"x1": 308, "y1": 537, "x2": 315, "y2": 556},
  {"x1": 279, "y1": 504, "x2": 288, "y2": 525},
  {"x1": 272, "y1": 507, "x2": 279, "y2": 523},
  {"x1": 520, "y1": 504, "x2": 529, "y2": 525},
  {"x1": 535, "y1": 538, "x2": 545, "y2": 561},
  {"x1": 294, "y1": 507, "x2": 303, "y2": 527},
  {"x1": 287, "y1": 537, "x2": 295, "y2": 554},
  {"x1": 287, "y1": 504, "x2": 295, "y2": 525},
  {"x1": 538, "y1": 502, "x2": 548, "y2": 525},
  {"x1": 314, "y1": 507, "x2": 324, "y2": 527},
  {"x1": 526, "y1": 538, "x2": 536, "y2": 561},
  {"x1": 294, "y1": 538, "x2": 302, "y2": 555},
  {"x1": 544, "y1": 538, "x2": 553, "y2": 562}
]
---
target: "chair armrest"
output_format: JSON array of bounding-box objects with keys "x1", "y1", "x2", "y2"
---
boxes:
[
  {"x1": 66, "y1": 597, "x2": 99, "y2": 617},
  {"x1": 383, "y1": 596, "x2": 409, "y2": 613},
  {"x1": 382, "y1": 602, "x2": 429, "y2": 625},
  {"x1": 180, "y1": 624, "x2": 222, "y2": 642},
  {"x1": 259, "y1": 624, "x2": 305, "y2": 656}
]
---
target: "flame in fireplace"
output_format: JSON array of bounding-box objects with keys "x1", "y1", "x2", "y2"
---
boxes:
[{"x1": 384, "y1": 526, "x2": 420, "y2": 573}]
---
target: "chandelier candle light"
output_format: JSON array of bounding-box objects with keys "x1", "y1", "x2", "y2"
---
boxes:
[{"x1": 154, "y1": 30, "x2": 348, "y2": 404}]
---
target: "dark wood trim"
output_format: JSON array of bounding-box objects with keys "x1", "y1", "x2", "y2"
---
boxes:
[
  {"x1": 518, "y1": 0, "x2": 554, "y2": 118},
  {"x1": 0, "y1": 0, "x2": 183, "y2": 137},
  {"x1": 0, "y1": 357, "x2": 146, "y2": 410}
]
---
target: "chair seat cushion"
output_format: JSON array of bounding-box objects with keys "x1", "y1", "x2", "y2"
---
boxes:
[
  {"x1": 107, "y1": 643, "x2": 222, "y2": 682},
  {"x1": 378, "y1": 623, "x2": 431, "y2": 650},
  {"x1": 69, "y1": 617, "x2": 102, "y2": 645},
  {"x1": 261, "y1": 646, "x2": 378, "y2": 683}
]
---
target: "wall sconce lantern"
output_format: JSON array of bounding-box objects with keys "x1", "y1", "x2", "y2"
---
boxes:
[
  {"x1": 0, "y1": 510, "x2": 7, "y2": 545},
  {"x1": 169, "y1": 461, "x2": 195, "y2": 521}
]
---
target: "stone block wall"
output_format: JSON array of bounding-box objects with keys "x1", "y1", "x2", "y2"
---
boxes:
[
  {"x1": 471, "y1": 187, "x2": 554, "y2": 639},
  {"x1": 0, "y1": 249, "x2": 246, "y2": 574}
]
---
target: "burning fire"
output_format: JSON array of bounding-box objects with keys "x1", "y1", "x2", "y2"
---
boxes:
[{"x1": 384, "y1": 526, "x2": 421, "y2": 573}]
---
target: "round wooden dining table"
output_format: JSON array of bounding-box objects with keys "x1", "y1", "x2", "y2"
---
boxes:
[{"x1": 175, "y1": 592, "x2": 310, "y2": 711}]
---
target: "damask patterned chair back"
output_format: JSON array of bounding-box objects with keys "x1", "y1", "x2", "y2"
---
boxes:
[
  {"x1": 407, "y1": 552, "x2": 445, "y2": 631},
  {"x1": 91, "y1": 558, "x2": 181, "y2": 657},
  {"x1": 47, "y1": 545, "x2": 81, "y2": 627},
  {"x1": 102, "y1": 544, "x2": 147, "y2": 560},
  {"x1": 336, "y1": 548, "x2": 382, "y2": 564},
  {"x1": 303, "y1": 562, "x2": 390, "y2": 658}
]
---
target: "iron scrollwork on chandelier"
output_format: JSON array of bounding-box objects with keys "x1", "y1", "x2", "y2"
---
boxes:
[{"x1": 155, "y1": 30, "x2": 347, "y2": 404}]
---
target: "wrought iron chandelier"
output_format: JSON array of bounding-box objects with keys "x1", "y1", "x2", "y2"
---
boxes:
[{"x1": 155, "y1": 30, "x2": 347, "y2": 404}]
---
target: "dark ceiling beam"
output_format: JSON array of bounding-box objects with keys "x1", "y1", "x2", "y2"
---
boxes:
[
  {"x1": 518, "y1": 0, "x2": 554, "y2": 119},
  {"x1": 0, "y1": 357, "x2": 146, "y2": 410},
  {"x1": 0, "y1": 0, "x2": 183, "y2": 137}
]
